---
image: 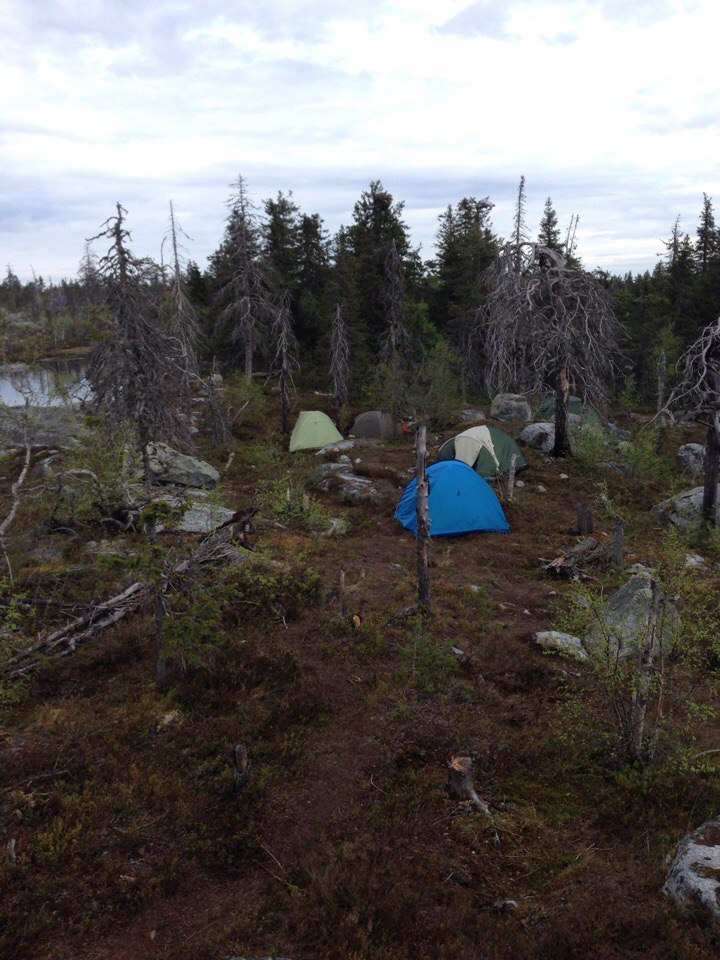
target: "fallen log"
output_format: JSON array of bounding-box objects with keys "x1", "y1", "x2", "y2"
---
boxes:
[
  {"x1": 543, "y1": 537, "x2": 607, "y2": 579},
  {"x1": 2, "y1": 510, "x2": 256, "y2": 680}
]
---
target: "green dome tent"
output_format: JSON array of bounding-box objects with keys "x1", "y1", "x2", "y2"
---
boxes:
[
  {"x1": 349, "y1": 410, "x2": 401, "y2": 440},
  {"x1": 289, "y1": 411, "x2": 343, "y2": 452},
  {"x1": 536, "y1": 395, "x2": 602, "y2": 427},
  {"x1": 437, "y1": 425, "x2": 527, "y2": 480}
]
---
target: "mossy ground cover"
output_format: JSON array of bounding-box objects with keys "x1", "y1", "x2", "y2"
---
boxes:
[{"x1": 2, "y1": 399, "x2": 720, "y2": 959}]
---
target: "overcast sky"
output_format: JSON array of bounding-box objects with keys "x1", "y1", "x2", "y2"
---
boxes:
[{"x1": 1, "y1": 0, "x2": 718, "y2": 281}]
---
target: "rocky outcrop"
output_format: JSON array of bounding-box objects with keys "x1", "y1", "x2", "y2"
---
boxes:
[
  {"x1": 308, "y1": 458, "x2": 382, "y2": 503},
  {"x1": 519, "y1": 422, "x2": 555, "y2": 451},
  {"x1": 675, "y1": 443, "x2": 705, "y2": 475},
  {"x1": 664, "y1": 818, "x2": 720, "y2": 924},
  {"x1": 458, "y1": 408, "x2": 487, "y2": 422},
  {"x1": 154, "y1": 492, "x2": 234, "y2": 533},
  {"x1": 584, "y1": 570, "x2": 680, "y2": 657},
  {"x1": 490, "y1": 394, "x2": 532, "y2": 422},
  {"x1": 145, "y1": 442, "x2": 219, "y2": 489},
  {"x1": 534, "y1": 630, "x2": 588, "y2": 660},
  {"x1": 651, "y1": 486, "x2": 720, "y2": 530},
  {"x1": 0, "y1": 406, "x2": 78, "y2": 449}
]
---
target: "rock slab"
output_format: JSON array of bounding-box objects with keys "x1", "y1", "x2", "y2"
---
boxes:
[
  {"x1": 652, "y1": 485, "x2": 720, "y2": 531},
  {"x1": 490, "y1": 393, "x2": 532, "y2": 422},
  {"x1": 675, "y1": 443, "x2": 705, "y2": 475},
  {"x1": 664, "y1": 818, "x2": 720, "y2": 924},
  {"x1": 519, "y1": 422, "x2": 555, "y2": 451},
  {"x1": 584, "y1": 570, "x2": 680, "y2": 657},
  {"x1": 146, "y1": 442, "x2": 220, "y2": 489}
]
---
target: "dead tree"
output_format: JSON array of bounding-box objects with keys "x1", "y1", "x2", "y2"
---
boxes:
[
  {"x1": 329, "y1": 301, "x2": 350, "y2": 422},
  {"x1": 416, "y1": 422, "x2": 430, "y2": 607},
  {"x1": 666, "y1": 317, "x2": 720, "y2": 527},
  {"x1": 271, "y1": 292, "x2": 298, "y2": 434},
  {"x1": 163, "y1": 200, "x2": 202, "y2": 382},
  {"x1": 655, "y1": 348, "x2": 668, "y2": 455},
  {"x1": 216, "y1": 177, "x2": 276, "y2": 379},
  {"x1": 0, "y1": 400, "x2": 32, "y2": 585},
  {"x1": 86, "y1": 204, "x2": 192, "y2": 476},
  {"x1": 382, "y1": 238, "x2": 410, "y2": 364},
  {"x1": 479, "y1": 243, "x2": 623, "y2": 457}
]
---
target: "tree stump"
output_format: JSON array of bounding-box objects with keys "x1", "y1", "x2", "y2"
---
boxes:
[
  {"x1": 571, "y1": 503, "x2": 593, "y2": 535},
  {"x1": 446, "y1": 756, "x2": 491, "y2": 818}
]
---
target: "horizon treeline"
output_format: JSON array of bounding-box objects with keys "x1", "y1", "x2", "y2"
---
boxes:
[{"x1": 2, "y1": 179, "x2": 720, "y2": 406}]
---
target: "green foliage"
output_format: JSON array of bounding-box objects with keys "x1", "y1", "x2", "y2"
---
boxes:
[
  {"x1": 396, "y1": 622, "x2": 458, "y2": 693},
  {"x1": 58, "y1": 421, "x2": 141, "y2": 525},
  {"x1": 222, "y1": 373, "x2": 267, "y2": 431},
  {"x1": 0, "y1": 576, "x2": 31, "y2": 706},
  {"x1": 551, "y1": 533, "x2": 720, "y2": 767},
  {"x1": 569, "y1": 423, "x2": 607, "y2": 469},
  {"x1": 367, "y1": 338, "x2": 461, "y2": 427}
]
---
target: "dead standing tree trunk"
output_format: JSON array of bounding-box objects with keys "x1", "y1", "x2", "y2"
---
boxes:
[
  {"x1": 329, "y1": 301, "x2": 350, "y2": 426},
  {"x1": 478, "y1": 241, "x2": 622, "y2": 457},
  {"x1": 272, "y1": 292, "x2": 297, "y2": 434},
  {"x1": 666, "y1": 319, "x2": 720, "y2": 529},
  {"x1": 415, "y1": 422, "x2": 430, "y2": 608},
  {"x1": 703, "y1": 409, "x2": 720, "y2": 528}
]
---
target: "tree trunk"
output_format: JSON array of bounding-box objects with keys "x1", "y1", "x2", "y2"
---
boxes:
[
  {"x1": 611, "y1": 521, "x2": 624, "y2": 567},
  {"x1": 552, "y1": 366, "x2": 571, "y2": 457},
  {"x1": 416, "y1": 423, "x2": 430, "y2": 607},
  {"x1": 279, "y1": 366, "x2": 290, "y2": 434},
  {"x1": 629, "y1": 578, "x2": 662, "y2": 762},
  {"x1": 244, "y1": 332, "x2": 254, "y2": 380},
  {"x1": 506, "y1": 453, "x2": 518, "y2": 502},
  {"x1": 702, "y1": 413, "x2": 720, "y2": 528}
]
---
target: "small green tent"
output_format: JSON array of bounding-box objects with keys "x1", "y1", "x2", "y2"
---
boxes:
[
  {"x1": 289, "y1": 411, "x2": 343, "y2": 452},
  {"x1": 437, "y1": 425, "x2": 527, "y2": 480},
  {"x1": 536, "y1": 395, "x2": 602, "y2": 427}
]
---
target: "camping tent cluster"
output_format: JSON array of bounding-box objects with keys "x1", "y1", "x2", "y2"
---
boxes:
[{"x1": 290, "y1": 394, "x2": 601, "y2": 540}]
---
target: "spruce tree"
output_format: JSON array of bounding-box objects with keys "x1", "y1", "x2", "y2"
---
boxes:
[{"x1": 538, "y1": 197, "x2": 562, "y2": 252}]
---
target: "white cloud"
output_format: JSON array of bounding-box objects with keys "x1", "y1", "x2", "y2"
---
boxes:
[{"x1": 0, "y1": 0, "x2": 718, "y2": 278}]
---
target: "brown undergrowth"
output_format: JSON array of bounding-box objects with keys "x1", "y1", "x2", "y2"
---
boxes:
[{"x1": 2, "y1": 399, "x2": 720, "y2": 959}]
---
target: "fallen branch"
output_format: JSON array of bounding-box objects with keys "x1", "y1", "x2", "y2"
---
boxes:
[{"x1": 2, "y1": 508, "x2": 257, "y2": 680}]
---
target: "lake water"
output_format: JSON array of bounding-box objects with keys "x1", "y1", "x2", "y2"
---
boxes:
[{"x1": 0, "y1": 358, "x2": 90, "y2": 407}]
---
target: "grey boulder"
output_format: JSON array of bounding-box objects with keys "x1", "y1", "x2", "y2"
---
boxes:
[
  {"x1": 155, "y1": 492, "x2": 234, "y2": 533},
  {"x1": 584, "y1": 570, "x2": 680, "y2": 658},
  {"x1": 490, "y1": 393, "x2": 532, "y2": 422},
  {"x1": 651, "y1": 485, "x2": 720, "y2": 531},
  {"x1": 146, "y1": 442, "x2": 220, "y2": 489},
  {"x1": 0, "y1": 406, "x2": 78, "y2": 449},
  {"x1": 458, "y1": 408, "x2": 487, "y2": 422},
  {"x1": 519, "y1": 422, "x2": 555, "y2": 452},
  {"x1": 664, "y1": 818, "x2": 720, "y2": 923},
  {"x1": 675, "y1": 443, "x2": 705, "y2": 476},
  {"x1": 534, "y1": 630, "x2": 588, "y2": 660}
]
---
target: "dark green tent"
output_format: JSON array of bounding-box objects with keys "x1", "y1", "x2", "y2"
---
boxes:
[
  {"x1": 536, "y1": 395, "x2": 602, "y2": 427},
  {"x1": 437, "y1": 425, "x2": 527, "y2": 480}
]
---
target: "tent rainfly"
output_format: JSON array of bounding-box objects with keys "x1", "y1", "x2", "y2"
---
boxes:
[
  {"x1": 437, "y1": 425, "x2": 528, "y2": 479},
  {"x1": 394, "y1": 460, "x2": 509, "y2": 537},
  {"x1": 289, "y1": 411, "x2": 343, "y2": 452},
  {"x1": 535, "y1": 395, "x2": 602, "y2": 427}
]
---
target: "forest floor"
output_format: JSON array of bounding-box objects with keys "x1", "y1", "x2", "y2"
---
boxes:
[{"x1": 2, "y1": 395, "x2": 720, "y2": 960}]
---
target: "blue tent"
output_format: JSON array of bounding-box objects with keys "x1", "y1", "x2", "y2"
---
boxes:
[{"x1": 394, "y1": 460, "x2": 510, "y2": 537}]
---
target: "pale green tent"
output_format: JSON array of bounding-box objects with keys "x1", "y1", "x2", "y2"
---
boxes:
[{"x1": 289, "y1": 411, "x2": 343, "y2": 452}]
